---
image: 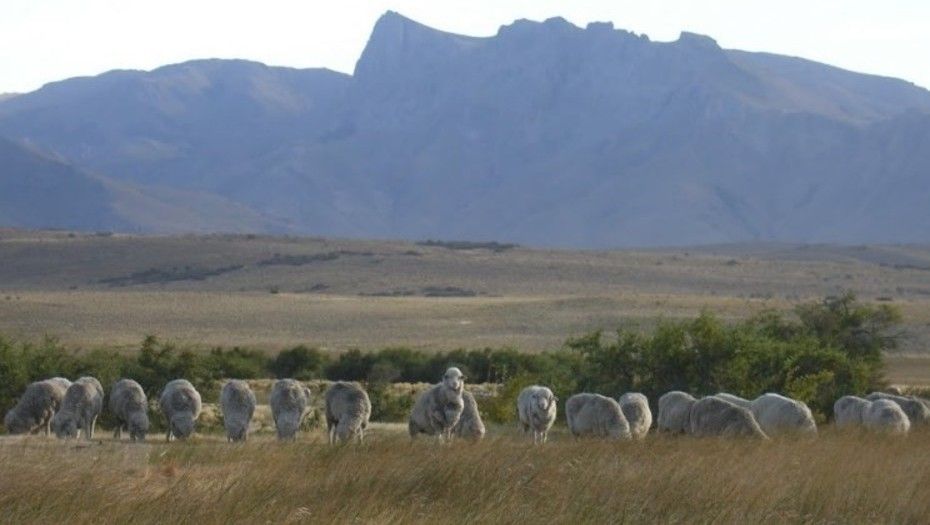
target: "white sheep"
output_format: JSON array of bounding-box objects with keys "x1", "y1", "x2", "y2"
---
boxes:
[
  {"x1": 453, "y1": 390, "x2": 486, "y2": 441},
  {"x1": 657, "y1": 391, "x2": 696, "y2": 434},
  {"x1": 866, "y1": 392, "x2": 930, "y2": 426},
  {"x1": 109, "y1": 379, "x2": 149, "y2": 442},
  {"x1": 834, "y1": 395, "x2": 869, "y2": 428},
  {"x1": 220, "y1": 380, "x2": 256, "y2": 443},
  {"x1": 565, "y1": 393, "x2": 631, "y2": 440},
  {"x1": 864, "y1": 398, "x2": 911, "y2": 434},
  {"x1": 689, "y1": 396, "x2": 768, "y2": 439},
  {"x1": 159, "y1": 379, "x2": 202, "y2": 441},
  {"x1": 325, "y1": 381, "x2": 371, "y2": 444},
  {"x1": 46, "y1": 377, "x2": 72, "y2": 391},
  {"x1": 714, "y1": 392, "x2": 752, "y2": 409},
  {"x1": 618, "y1": 392, "x2": 652, "y2": 440},
  {"x1": 4, "y1": 379, "x2": 70, "y2": 435},
  {"x1": 51, "y1": 376, "x2": 104, "y2": 440},
  {"x1": 270, "y1": 379, "x2": 311, "y2": 441},
  {"x1": 517, "y1": 385, "x2": 557, "y2": 443},
  {"x1": 750, "y1": 393, "x2": 817, "y2": 436},
  {"x1": 408, "y1": 367, "x2": 465, "y2": 441}
]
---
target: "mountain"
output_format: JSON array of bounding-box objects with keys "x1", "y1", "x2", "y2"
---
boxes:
[
  {"x1": 1, "y1": 11, "x2": 930, "y2": 247},
  {"x1": 0, "y1": 137, "x2": 292, "y2": 233},
  {"x1": 0, "y1": 137, "x2": 125, "y2": 230}
]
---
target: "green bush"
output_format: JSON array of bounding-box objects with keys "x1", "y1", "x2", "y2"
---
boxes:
[
  {"x1": 560, "y1": 293, "x2": 896, "y2": 418},
  {"x1": 269, "y1": 346, "x2": 325, "y2": 380}
]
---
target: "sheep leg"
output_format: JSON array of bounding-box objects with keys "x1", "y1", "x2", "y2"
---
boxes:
[
  {"x1": 165, "y1": 427, "x2": 172, "y2": 443},
  {"x1": 90, "y1": 415, "x2": 97, "y2": 440},
  {"x1": 114, "y1": 424, "x2": 121, "y2": 440}
]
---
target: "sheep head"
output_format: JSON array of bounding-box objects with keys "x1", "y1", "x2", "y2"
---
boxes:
[
  {"x1": 51, "y1": 412, "x2": 78, "y2": 439},
  {"x1": 129, "y1": 411, "x2": 149, "y2": 441},
  {"x1": 4, "y1": 409, "x2": 33, "y2": 434},
  {"x1": 442, "y1": 367, "x2": 464, "y2": 393}
]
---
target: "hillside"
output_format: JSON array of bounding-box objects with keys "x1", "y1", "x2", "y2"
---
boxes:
[
  {"x1": 1, "y1": 12, "x2": 930, "y2": 246},
  {"x1": 0, "y1": 138, "x2": 124, "y2": 230}
]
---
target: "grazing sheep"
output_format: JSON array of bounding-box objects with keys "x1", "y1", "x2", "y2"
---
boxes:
[
  {"x1": 220, "y1": 380, "x2": 256, "y2": 443},
  {"x1": 270, "y1": 379, "x2": 311, "y2": 441},
  {"x1": 47, "y1": 377, "x2": 72, "y2": 391},
  {"x1": 4, "y1": 379, "x2": 70, "y2": 435},
  {"x1": 453, "y1": 390, "x2": 486, "y2": 441},
  {"x1": 834, "y1": 395, "x2": 869, "y2": 428},
  {"x1": 408, "y1": 367, "x2": 465, "y2": 441},
  {"x1": 864, "y1": 399, "x2": 911, "y2": 434},
  {"x1": 715, "y1": 393, "x2": 752, "y2": 409},
  {"x1": 689, "y1": 396, "x2": 768, "y2": 439},
  {"x1": 619, "y1": 392, "x2": 652, "y2": 440},
  {"x1": 565, "y1": 393, "x2": 631, "y2": 440},
  {"x1": 109, "y1": 379, "x2": 149, "y2": 442},
  {"x1": 325, "y1": 381, "x2": 372, "y2": 444},
  {"x1": 517, "y1": 385, "x2": 557, "y2": 444},
  {"x1": 159, "y1": 379, "x2": 202, "y2": 442},
  {"x1": 750, "y1": 393, "x2": 817, "y2": 436},
  {"x1": 51, "y1": 376, "x2": 104, "y2": 440},
  {"x1": 657, "y1": 391, "x2": 697, "y2": 434},
  {"x1": 866, "y1": 392, "x2": 930, "y2": 426}
]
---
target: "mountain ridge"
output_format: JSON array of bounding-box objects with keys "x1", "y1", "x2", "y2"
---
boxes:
[{"x1": 1, "y1": 11, "x2": 929, "y2": 247}]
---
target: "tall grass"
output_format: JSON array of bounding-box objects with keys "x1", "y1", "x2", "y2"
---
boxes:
[{"x1": 2, "y1": 428, "x2": 928, "y2": 524}]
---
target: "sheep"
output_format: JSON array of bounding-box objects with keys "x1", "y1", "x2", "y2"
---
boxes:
[
  {"x1": 4, "y1": 379, "x2": 70, "y2": 435},
  {"x1": 865, "y1": 399, "x2": 911, "y2": 434},
  {"x1": 51, "y1": 376, "x2": 104, "y2": 440},
  {"x1": 749, "y1": 393, "x2": 817, "y2": 436},
  {"x1": 325, "y1": 381, "x2": 371, "y2": 444},
  {"x1": 714, "y1": 392, "x2": 752, "y2": 409},
  {"x1": 689, "y1": 396, "x2": 768, "y2": 439},
  {"x1": 47, "y1": 377, "x2": 72, "y2": 391},
  {"x1": 408, "y1": 367, "x2": 465, "y2": 441},
  {"x1": 159, "y1": 379, "x2": 202, "y2": 441},
  {"x1": 453, "y1": 390, "x2": 486, "y2": 441},
  {"x1": 834, "y1": 395, "x2": 869, "y2": 428},
  {"x1": 270, "y1": 379, "x2": 311, "y2": 441},
  {"x1": 619, "y1": 392, "x2": 652, "y2": 440},
  {"x1": 109, "y1": 379, "x2": 149, "y2": 442},
  {"x1": 657, "y1": 391, "x2": 696, "y2": 434},
  {"x1": 517, "y1": 385, "x2": 557, "y2": 443},
  {"x1": 565, "y1": 393, "x2": 632, "y2": 440},
  {"x1": 866, "y1": 392, "x2": 930, "y2": 426},
  {"x1": 220, "y1": 380, "x2": 256, "y2": 443}
]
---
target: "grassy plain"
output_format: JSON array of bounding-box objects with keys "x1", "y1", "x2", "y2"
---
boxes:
[
  {"x1": 2, "y1": 427, "x2": 929, "y2": 524},
  {"x1": 1, "y1": 229, "x2": 929, "y2": 384}
]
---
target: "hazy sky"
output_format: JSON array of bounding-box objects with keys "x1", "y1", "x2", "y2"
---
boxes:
[{"x1": 1, "y1": 0, "x2": 928, "y2": 94}]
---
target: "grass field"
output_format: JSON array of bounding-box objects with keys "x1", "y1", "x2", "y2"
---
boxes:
[{"x1": 2, "y1": 427, "x2": 929, "y2": 524}]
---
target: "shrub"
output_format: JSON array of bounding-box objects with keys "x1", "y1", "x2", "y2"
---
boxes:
[{"x1": 269, "y1": 346, "x2": 326, "y2": 380}]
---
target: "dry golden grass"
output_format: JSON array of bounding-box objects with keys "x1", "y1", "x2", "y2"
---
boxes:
[
  {"x1": 2, "y1": 427, "x2": 929, "y2": 524},
  {"x1": 2, "y1": 231, "x2": 930, "y2": 354}
]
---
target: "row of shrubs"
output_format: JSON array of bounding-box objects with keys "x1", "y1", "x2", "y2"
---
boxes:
[{"x1": 0, "y1": 293, "x2": 898, "y2": 426}]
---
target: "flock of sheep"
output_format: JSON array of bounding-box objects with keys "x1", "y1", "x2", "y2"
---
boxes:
[{"x1": 4, "y1": 366, "x2": 928, "y2": 443}]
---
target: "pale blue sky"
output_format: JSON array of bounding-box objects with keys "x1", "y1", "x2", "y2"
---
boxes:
[{"x1": 1, "y1": 0, "x2": 927, "y2": 94}]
